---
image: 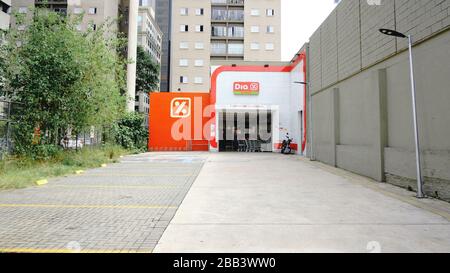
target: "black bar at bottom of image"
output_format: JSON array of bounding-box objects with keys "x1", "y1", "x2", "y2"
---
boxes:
[{"x1": 1, "y1": 253, "x2": 447, "y2": 272}]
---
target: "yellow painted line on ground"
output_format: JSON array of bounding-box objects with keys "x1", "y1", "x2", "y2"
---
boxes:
[
  {"x1": 0, "y1": 248, "x2": 152, "y2": 254},
  {"x1": 35, "y1": 179, "x2": 48, "y2": 186},
  {"x1": 52, "y1": 185, "x2": 179, "y2": 189},
  {"x1": 118, "y1": 164, "x2": 201, "y2": 167},
  {"x1": 81, "y1": 173, "x2": 194, "y2": 177},
  {"x1": 0, "y1": 204, "x2": 178, "y2": 209}
]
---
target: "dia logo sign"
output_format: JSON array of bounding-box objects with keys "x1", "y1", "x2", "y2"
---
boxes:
[
  {"x1": 233, "y1": 82, "x2": 260, "y2": 95},
  {"x1": 170, "y1": 98, "x2": 191, "y2": 118}
]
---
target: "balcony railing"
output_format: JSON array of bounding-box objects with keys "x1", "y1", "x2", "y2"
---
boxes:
[
  {"x1": 212, "y1": 9, "x2": 244, "y2": 21},
  {"x1": 211, "y1": 0, "x2": 244, "y2": 5}
]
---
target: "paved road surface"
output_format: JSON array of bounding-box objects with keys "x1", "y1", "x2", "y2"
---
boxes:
[
  {"x1": 154, "y1": 153, "x2": 450, "y2": 253},
  {"x1": 1, "y1": 152, "x2": 450, "y2": 253},
  {"x1": 0, "y1": 153, "x2": 207, "y2": 253}
]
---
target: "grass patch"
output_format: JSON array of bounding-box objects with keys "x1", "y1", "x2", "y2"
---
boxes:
[{"x1": 0, "y1": 145, "x2": 133, "y2": 190}]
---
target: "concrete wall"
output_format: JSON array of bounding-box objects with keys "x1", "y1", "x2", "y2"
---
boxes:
[{"x1": 309, "y1": 0, "x2": 450, "y2": 201}]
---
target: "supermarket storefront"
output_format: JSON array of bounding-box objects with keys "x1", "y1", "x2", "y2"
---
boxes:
[{"x1": 148, "y1": 50, "x2": 307, "y2": 154}]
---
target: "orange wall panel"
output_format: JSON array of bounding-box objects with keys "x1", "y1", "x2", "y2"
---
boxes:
[{"x1": 149, "y1": 92, "x2": 211, "y2": 151}]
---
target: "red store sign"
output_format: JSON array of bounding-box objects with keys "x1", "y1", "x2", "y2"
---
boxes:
[{"x1": 233, "y1": 82, "x2": 260, "y2": 95}]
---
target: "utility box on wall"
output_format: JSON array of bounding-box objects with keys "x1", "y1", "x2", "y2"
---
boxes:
[{"x1": 148, "y1": 92, "x2": 211, "y2": 152}]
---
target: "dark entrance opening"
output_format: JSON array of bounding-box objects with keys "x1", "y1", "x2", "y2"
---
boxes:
[{"x1": 218, "y1": 110, "x2": 273, "y2": 152}]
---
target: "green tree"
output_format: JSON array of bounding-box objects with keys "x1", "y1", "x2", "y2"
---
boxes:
[
  {"x1": 3, "y1": 9, "x2": 127, "y2": 158},
  {"x1": 136, "y1": 45, "x2": 160, "y2": 93},
  {"x1": 112, "y1": 112, "x2": 148, "y2": 150}
]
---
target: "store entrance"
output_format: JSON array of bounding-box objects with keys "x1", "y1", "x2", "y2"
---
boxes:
[{"x1": 218, "y1": 110, "x2": 273, "y2": 152}]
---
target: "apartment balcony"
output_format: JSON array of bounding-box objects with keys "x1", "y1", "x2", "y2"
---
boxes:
[
  {"x1": 211, "y1": 41, "x2": 244, "y2": 60},
  {"x1": 211, "y1": 0, "x2": 244, "y2": 7},
  {"x1": 211, "y1": 11, "x2": 244, "y2": 22},
  {"x1": 35, "y1": 0, "x2": 68, "y2": 5},
  {"x1": 35, "y1": 0, "x2": 68, "y2": 15}
]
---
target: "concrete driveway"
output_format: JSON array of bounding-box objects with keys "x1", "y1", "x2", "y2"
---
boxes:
[{"x1": 154, "y1": 153, "x2": 450, "y2": 253}]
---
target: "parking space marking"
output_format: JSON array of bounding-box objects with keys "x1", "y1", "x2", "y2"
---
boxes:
[
  {"x1": 80, "y1": 173, "x2": 195, "y2": 177},
  {"x1": 51, "y1": 185, "x2": 180, "y2": 189},
  {"x1": 0, "y1": 204, "x2": 178, "y2": 209},
  {"x1": 0, "y1": 248, "x2": 152, "y2": 253}
]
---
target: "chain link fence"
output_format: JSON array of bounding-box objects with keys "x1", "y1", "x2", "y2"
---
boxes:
[
  {"x1": 0, "y1": 98, "x2": 13, "y2": 160},
  {"x1": 1, "y1": 97, "x2": 112, "y2": 159}
]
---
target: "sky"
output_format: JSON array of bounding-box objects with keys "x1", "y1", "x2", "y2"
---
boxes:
[{"x1": 281, "y1": 0, "x2": 338, "y2": 61}]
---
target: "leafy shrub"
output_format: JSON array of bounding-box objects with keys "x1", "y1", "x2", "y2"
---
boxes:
[{"x1": 111, "y1": 112, "x2": 148, "y2": 150}]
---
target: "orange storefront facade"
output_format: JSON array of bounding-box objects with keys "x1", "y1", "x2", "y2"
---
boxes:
[
  {"x1": 148, "y1": 92, "x2": 211, "y2": 151},
  {"x1": 148, "y1": 49, "x2": 308, "y2": 154}
]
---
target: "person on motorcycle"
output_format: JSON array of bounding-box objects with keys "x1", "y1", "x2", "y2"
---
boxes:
[{"x1": 281, "y1": 133, "x2": 293, "y2": 154}]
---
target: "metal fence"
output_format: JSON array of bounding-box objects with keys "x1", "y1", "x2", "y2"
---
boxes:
[
  {"x1": 1, "y1": 97, "x2": 109, "y2": 159},
  {"x1": 0, "y1": 98, "x2": 13, "y2": 159}
]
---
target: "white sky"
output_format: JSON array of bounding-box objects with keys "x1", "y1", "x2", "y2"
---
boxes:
[{"x1": 281, "y1": 0, "x2": 338, "y2": 61}]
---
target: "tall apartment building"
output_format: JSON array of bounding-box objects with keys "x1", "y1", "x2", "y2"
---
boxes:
[
  {"x1": 11, "y1": 0, "x2": 121, "y2": 32},
  {"x1": 136, "y1": 2, "x2": 162, "y2": 129},
  {"x1": 170, "y1": 0, "x2": 281, "y2": 92},
  {"x1": 137, "y1": 3, "x2": 162, "y2": 64},
  {"x1": 155, "y1": 0, "x2": 171, "y2": 92}
]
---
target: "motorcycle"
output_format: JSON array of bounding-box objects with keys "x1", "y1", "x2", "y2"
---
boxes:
[{"x1": 281, "y1": 134, "x2": 294, "y2": 154}]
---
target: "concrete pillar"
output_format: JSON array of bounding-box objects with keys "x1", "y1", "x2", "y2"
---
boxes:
[
  {"x1": 372, "y1": 69, "x2": 388, "y2": 181},
  {"x1": 126, "y1": 0, "x2": 139, "y2": 112},
  {"x1": 332, "y1": 88, "x2": 340, "y2": 167}
]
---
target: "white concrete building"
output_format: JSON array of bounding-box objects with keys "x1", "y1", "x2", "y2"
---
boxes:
[
  {"x1": 137, "y1": 4, "x2": 162, "y2": 64},
  {"x1": 0, "y1": 0, "x2": 11, "y2": 32}
]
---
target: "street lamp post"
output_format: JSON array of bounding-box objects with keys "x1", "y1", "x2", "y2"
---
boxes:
[
  {"x1": 294, "y1": 81, "x2": 314, "y2": 160},
  {"x1": 379, "y1": 29, "x2": 424, "y2": 198}
]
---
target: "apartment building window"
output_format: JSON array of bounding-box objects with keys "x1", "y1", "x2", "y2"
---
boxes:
[
  {"x1": 179, "y1": 59, "x2": 189, "y2": 67},
  {"x1": 212, "y1": 8, "x2": 227, "y2": 21},
  {"x1": 180, "y1": 25, "x2": 189, "y2": 32},
  {"x1": 251, "y1": 9, "x2": 260, "y2": 16},
  {"x1": 88, "y1": 7, "x2": 97, "y2": 15},
  {"x1": 18, "y1": 7, "x2": 27, "y2": 14},
  {"x1": 195, "y1": 42, "x2": 204, "y2": 49},
  {"x1": 180, "y1": 76, "x2": 189, "y2": 84},
  {"x1": 251, "y1": 26, "x2": 259, "y2": 33},
  {"x1": 228, "y1": 43, "x2": 244, "y2": 55},
  {"x1": 228, "y1": 25, "x2": 244, "y2": 38},
  {"x1": 211, "y1": 42, "x2": 227, "y2": 55},
  {"x1": 180, "y1": 8, "x2": 188, "y2": 15},
  {"x1": 267, "y1": 25, "x2": 275, "y2": 33},
  {"x1": 196, "y1": 8, "x2": 204, "y2": 16},
  {"x1": 194, "y1": 77, "x2": 203, "y2": 84},
  {"x1": 228, "y1": 9, "x2": 244, "y2": 21},
  {"x1": 265, "y1": 43, "x2": 274, "y2": 50},
  {"x1": 212, "y1": 25, "x2": 227, "y2": 37},
  {"x1": 195, "y1": 25, "x2": 204, "y2": 32},
  {"x1": 73, "y1": 7, "x2": 83, "y2": 15},
  {"x1": 266, "y1": 9, "x2": 275, "y2": 16},
  {"x1": 179, "y1": 42, "x2": 189, "y2": 49},
  {"x1": 250, "y1": 43, "x2": 260, "y2": 50},
  {"x1": 195, "y1": 60, "x2": 204, "y2": 67}
]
